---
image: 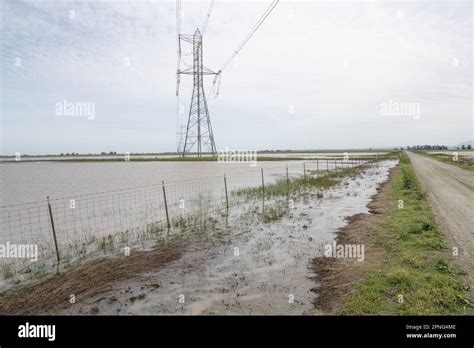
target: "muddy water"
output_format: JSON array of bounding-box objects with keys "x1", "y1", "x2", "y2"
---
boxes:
[
  {"x1": 68, "y1": 161, "x2": 397, "y2": 315},
  {"x1": 0, "y1": 161, "x2": 302, "y2": 206}
]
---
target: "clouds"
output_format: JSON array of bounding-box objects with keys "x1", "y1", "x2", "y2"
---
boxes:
[{"x1": 0, "y1": 0, "x2": 472, "y2": 154}]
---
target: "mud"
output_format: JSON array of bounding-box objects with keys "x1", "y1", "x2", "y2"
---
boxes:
[{"x1": 0, "y1": 240, "x2": 185, "y2": 314}]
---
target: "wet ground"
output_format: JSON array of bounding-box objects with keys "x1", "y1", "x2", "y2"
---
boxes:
[{"x1": 60, "y1": 160, "x2": 397, "y2": 315}]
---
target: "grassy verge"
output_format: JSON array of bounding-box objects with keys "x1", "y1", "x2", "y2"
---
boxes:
[
  {"x1": 417, "y1": 151, "x2": 474, "y2": 171},
  {"x1": 343, "y1": 155, "x2": 472, "y2": 314}
]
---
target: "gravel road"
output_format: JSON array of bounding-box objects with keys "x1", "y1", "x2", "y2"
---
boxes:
[{"x1": 408, "y1": 152, "x2": 473, "y2": 290}]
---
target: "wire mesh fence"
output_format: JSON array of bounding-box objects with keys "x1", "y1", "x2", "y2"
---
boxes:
[{"x1": 0, "y1": 157, "x2": 378, "y2": 278}]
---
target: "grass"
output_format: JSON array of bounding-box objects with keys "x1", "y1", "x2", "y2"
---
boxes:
[
  {"x1": 343, "y1": 154, "x2": 472, "y2": 315},
  {"x1": 1, "y1": 264, "x2": 15, "y2": 280},
  {"x1": 0, "y1": 202, "x2": 223, "y2": 284},
  {"x1": 262, "y1": 204, "x2": 288, "y2": 223},
  {"x1": 417, "y1": 151, "x2": 474, "y2": 171},
  {"x1": 98, "y1": 235, "x2": 115, "y2": 254},
  {"x1": 233, "y1": 166, "x2": 362, "y2": 199},
  {"x1": 235, "y1": 164, "x2": 367, "y2": 226},
  {"x1": 172, "y1": 214, "x2": 218, "y2": 234}
]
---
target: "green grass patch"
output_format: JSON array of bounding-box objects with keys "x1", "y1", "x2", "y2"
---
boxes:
[
  {"x1": 233, "y1": 166, "x2": 361, "y2": 199},
  {"x1": 343, "y1": 154, "x2": 472, "y2": 315},
  {"x1": 262, "y1": 204, "x2": 288, "y2": 223},
  {"x1": 1, "y1": 264, "x2": 15, "y2": 280}
]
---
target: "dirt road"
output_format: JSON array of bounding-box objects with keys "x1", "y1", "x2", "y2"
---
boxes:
[{"x1": 408, "y1": 152, "x2": 474, "y2": 288}]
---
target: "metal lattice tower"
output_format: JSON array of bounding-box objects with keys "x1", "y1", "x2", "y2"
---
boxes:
[
  {"x1": 177, "y1": 29, "x2": 217, "y2": 157},
  {"x1": 176, "y1": 124, "x2": 186, "y2": 153}
]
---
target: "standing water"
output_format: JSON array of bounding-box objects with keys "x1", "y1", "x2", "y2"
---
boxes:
[{"x1": 60, "y1": 160, "x2": 397, "y2": 315}]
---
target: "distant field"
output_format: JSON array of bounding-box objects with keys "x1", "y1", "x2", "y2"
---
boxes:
[
  {"x1": 418, "y1": 151, "x2": 474, "y2": 171},
  {"x1": 0, "y1": 150, "x2": 393, "y2": 162}
]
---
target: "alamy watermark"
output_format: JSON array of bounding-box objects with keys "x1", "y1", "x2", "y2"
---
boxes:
[
  {"x1": 380, "y1": 100, "x2": 420, "y2": 120},
  {"x1": 55, "y1": 99, "x2": 95, "y2": 120},
  {"x1": 323, "y1": 242, "x2": 365, "y2": 262},
  {"x1": 18, "y1": 322, "x2": 55, "y2": 341},
  {"x1": 0, "y1": 242, "x2": 38, "y2": 262},
  {"x1": 217, "y1": 147, "x2": 257, "y2": 167}
]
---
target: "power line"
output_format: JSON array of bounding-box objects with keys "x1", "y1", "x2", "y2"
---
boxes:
[
  {"x1": 202, "y1": 0, "x2": 215, "y2": 36},
  {"x1": 176, "y1": 0, "x2": 182, "y2": 153},
  {"x1": 174, "y1": 0, "x2": 278, "y2": 155},
  {"x1": 217, "y1": 0, "x2": 279, "y2": 73},
  {"x1": 176, "y1": 0, "x2": 182, "y2": 65}
]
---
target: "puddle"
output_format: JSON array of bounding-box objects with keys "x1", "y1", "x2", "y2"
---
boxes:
[{"x1": 65, "y1": 160, "x2": 398, "y2": 315}]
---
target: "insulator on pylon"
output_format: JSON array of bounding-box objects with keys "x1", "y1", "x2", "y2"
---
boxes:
[
  {"x1": 213, "y1": 73, "x2": 221, "y2": 98},
  {"x1": 176, "y1": 72, "x2": 180, "y2": 96}
]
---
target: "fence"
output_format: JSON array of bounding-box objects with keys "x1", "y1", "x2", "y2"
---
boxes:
[{"x1": 0, "y1": 156, "x2": 379, "y2": 278}]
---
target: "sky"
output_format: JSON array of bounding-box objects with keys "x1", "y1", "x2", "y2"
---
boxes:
[{"x1": 0, "y1": 0, "x2": 472, "y2": 155}]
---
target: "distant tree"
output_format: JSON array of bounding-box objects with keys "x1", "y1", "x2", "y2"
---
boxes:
[
  {"x1": 468, "y1": 145, "x2": 472, "y2": 150},
  {"x1": 408, "y1": 144, "x2": 448, "y2": 151},
  {"x1": 461, "y1": 145, "x2": 465, "y2": 150}
]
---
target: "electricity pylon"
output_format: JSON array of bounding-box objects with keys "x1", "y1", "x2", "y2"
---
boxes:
[
  {"x1": 177, "y1": 29, "x2": 217, "y2": 157},
  {"x1": 176, "y1": 124, "x2": 186, "y2": 153}
]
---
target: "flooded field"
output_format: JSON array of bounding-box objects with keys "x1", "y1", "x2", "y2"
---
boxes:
[
  {"x1": 0, "y1": 153, "x2": 387, "y2": 206},
  {"x1": 0, "y1": 158, "x2": 375, "y2": 284},
  {"x1": 60, "y1": 160, "x2": 397, "y2": 315},
  {"x1": 0, "y1": 161, "x2": 293, "y2": 206},
  {"x1": 427, "y1": 151, "x2": 473, "y2": 156},
  {"x1": 0, "y1": 151, "x2": 389, "y2": 162}
]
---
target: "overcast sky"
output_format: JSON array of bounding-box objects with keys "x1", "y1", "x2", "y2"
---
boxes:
[{"x1": 0, "y1": 0, "x2": 472, "y2": 155}]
